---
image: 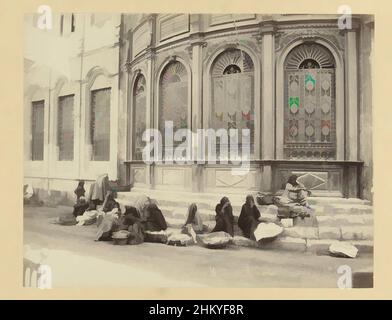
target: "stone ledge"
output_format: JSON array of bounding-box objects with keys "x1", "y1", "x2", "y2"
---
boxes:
[
  {"x1": 341, "y1": 226, "x2": 373, "y2": 240},
  {"x1": 306, "y1": 239, "x2": 338, "y2": 254},
  {"x1": 283, "y1": 226, "x2": 319, "y2": 239},
  {"x1": 318, "y1": 226, "x2": 342, "y2": 240},
  {"x1": 316, "y1": 214, "x2": 372, "y2": 226},
  {"x1": 351, "y1": 240, "x2": 374, "y2": 253}
]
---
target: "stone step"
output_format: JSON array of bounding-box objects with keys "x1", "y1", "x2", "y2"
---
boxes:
[
  {"x1": 128, "y1": 187, "x2": 371, "y2": 205},
  {"x1": 118, "y1": 197, "x2": 279, "y2": 221},
  {"x1": 319, "y1": 204, "x2": 373, "y2": 215},
  {"x1": 318, "y1": 225, "x2": 373, "y2": 240},
  {"x1": 118, "y1": 191, "x2": 372, "y2": 216},
  {"x1": 316, "y1": 214, "x2": 373, "y2": 227},
  {"x1": 117, "y1": 191, "x2": 373, "y2": 242},
  {"x1": 282, "y1": 226, "x2": 319, "y2": 239}
]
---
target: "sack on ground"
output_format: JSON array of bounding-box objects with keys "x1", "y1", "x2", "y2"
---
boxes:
[
  {"x1": 277, "y1": 205, "x2": 309, "y2": 219},
  {"x1": 329, "y1": 242, "x2": 358, "y2": 258},
  {"x1": 167, "y1": 233, "x2": 193, "y2": 246},
  {"x1": 197, "y1": 231, "x2": 232, "y2": 249},
  {"x1": 253, "y1": 223, "x2": 283, "y2": 241},
  {"x1": 144, "y1": 230, "x2": 168, "y2": 243}
]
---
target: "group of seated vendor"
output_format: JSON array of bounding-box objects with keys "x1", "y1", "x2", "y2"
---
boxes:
[{"x1": 70, "y1": 174, "x2": 310, "y2": 244}]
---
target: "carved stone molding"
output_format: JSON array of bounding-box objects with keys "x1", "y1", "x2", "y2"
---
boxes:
[
  {"x1": 123, "y1": 61, "x2": 132, "y2": 73},
  {"x1": 203, "y1": 36, "x2": 261, "y2": 64},
  {"x1": 275, "y1": 28, "x2": 345, "y2": 52}
]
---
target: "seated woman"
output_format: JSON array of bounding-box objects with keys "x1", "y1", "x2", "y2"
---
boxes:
[
  {"x1": 143, "y1": 203, "x2": 167, "y2": 232},
  {"x1": 211, "y1": 197, "x2": 234, "y2": 237},
  {"x1": 181, "y1": 203, "x2": 205, "y2": 242},
  {"x1": 79, "y1": 190, "x2": 119, "y2": 227},
  {"x1": 182, "y1": 203, "x2": 204, "y2": 233},
  {"x1": 86, "y1": 173, "x2": 110, "y2": 210},
  {"x1": 238, "y1": 195, "x2": 261, "y2": 240},
  {"x1": 101, "y1": 190, "x2": 120, "y2": 213},
  {"x1": 95, "y1": 205, "x2": 143, "y2": 243},
  {"x1": 72, "y1": 196, "x2": 89, "y2": 217},
  {"x1": 74, "y1": 181, "x2": 86, "y2": 200},
  {"x1": 71, "y1": 181, "x2": 89, "y2": 217}
]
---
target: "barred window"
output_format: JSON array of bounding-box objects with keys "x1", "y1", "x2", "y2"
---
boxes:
[
  {"x1": 211, "y1": 49, "x2": 255, "y2": 158},
  {"x1": 159, "y1": 61, "x2": 188, "y2": 158},
  {"x1": 90, "y1": 87, "x2": 111, "y2": 161},
  {"x1": 58, "y1": 94, "x2": 74, "y2": 161},
  {"x1": 31, "y1": 100, "x2": 45, "y2": 161},
  {"x1": 284, "y1": 43, "x2": 336, "y2": 160}
]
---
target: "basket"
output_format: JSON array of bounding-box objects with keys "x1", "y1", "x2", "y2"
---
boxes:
[
  {"x1": 113, "y1": 238, "x2": 128, "y2": 245},
  {"x1": 112, "y1": 230, "x2": 130, "y2": 245}
]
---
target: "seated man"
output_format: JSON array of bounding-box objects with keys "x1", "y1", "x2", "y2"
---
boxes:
[{"x1": 275, "y1": 174, "x2": 311, "y2": 208}]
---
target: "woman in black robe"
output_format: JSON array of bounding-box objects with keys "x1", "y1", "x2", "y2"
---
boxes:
[
  {"x1": 96, "y1": 205, "x2": 142, "y2": 242},
  {"x1": 238, "y1": 195, "x2": 261, "y2": 240},
  {"x1": 211, "y1": 197, "x2": 234, "y2": 236},
  {"x1": 74, "y1": 181, "x2": 86, "y2": 200},
  {"x1": 143, "y1": 203, "x2": 167, "y2": 232},
  {"x1": 71, "y1": 181, "x2": 89, "y2": 217},
  {"x1": 101, "y1": 191, "x2": 120, "y2": 213}
]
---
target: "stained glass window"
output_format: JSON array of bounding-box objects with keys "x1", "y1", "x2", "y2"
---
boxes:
[
  {"x1": 58, "y1": 94, "x2": 74, "y2": 161},
  {"x1": 31, "y1": 100, "x2": 45, "y2": 161},
  {"x1": 159, "y1": 61, "x2": 188, "y2": 152},
  {"x1": 90, "y1": 87, "x2": 111, "y2": 161},
  {"x1": 133, "y1": 74, "x2": 146, "y2": 160},
  {"x1": 211, "y1": 48, "x2": 254, "y2": 158},
  {"x1": 284, "y1": 44, "x2": 336, "y2": 160}
]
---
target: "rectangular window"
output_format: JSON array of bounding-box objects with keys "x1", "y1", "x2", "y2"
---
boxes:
[
  {"x1": 71, "y1": 14, "x2": 75, "y2": 32},
  {"x1": 58, "y1": 94, "x2": 74, "y2": 161},
  {"x1": 31, "y1": 100, "x2": 45, "y2": 161},
  {"x1": 60, "y1": 14, "x2": 64, "y2": 36},
  {"x1": 90, "y1": 88, "x2": 111, "y2": 161}
]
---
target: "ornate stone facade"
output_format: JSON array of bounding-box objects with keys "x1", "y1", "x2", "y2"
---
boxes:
[
  {"x1": 120, "y1": 14, "x2": 373, "y2": 199},
  {"x1": 23, "y1": 14, "x2": 374, "y2": 200}
]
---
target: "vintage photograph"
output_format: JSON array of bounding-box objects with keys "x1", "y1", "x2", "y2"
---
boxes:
[{"x1": 23, "y1": 12, "x2": 374, "y2": 288}]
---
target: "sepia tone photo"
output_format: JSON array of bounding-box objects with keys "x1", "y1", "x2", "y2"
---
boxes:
[{"x1": 23, "y1": 12, "x2": 374, "y2": 288}]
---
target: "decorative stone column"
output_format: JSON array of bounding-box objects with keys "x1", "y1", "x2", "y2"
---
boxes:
[
  {"x1": 261, "y1": 23, "x2": 276, "y2": 160},
  {"x1": 188, "y1": 36, "x2": 206, "y2": 192},
  {"x1": 345, "y1": 25, "x2": 359, "y2": 161},
  {"x1": 145, "y1": 49, "x2": 156, "y2": 188},
  {"x1": 260, "y1": 23, "x2": 276, "y2": 192}
]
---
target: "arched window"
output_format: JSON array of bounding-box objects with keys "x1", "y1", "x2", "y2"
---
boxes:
[
  {"x1": 210, "y1": 48, "x2": 255, "y2": 157},
  {"x1": 284, "y1": 43, "x2": 336, "y2": 159},
  {"x1": 159, "y1": 61, "x2": 188, "y2": 150},
  {"x1": 89, "y1": 74, "x2": 111, "y2": 161},
  {"x1": 133, "y1": 74, "x2": 146, "y2": 160}
]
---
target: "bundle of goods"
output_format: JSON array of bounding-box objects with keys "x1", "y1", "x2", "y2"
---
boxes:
[
  {"x1": 197, "y1": 231, "x2": 232, "y2": 249},
  {"x1": 253, "y1": 223, "x2": 283, "y2": 242},
  {"x1": 167, "y1": 233, "x2": 193, "y2": 247}
]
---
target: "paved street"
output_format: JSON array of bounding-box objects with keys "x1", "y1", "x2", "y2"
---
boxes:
[{"x1": 24, "y1": 206, "x2": 373, "y2": 288}]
